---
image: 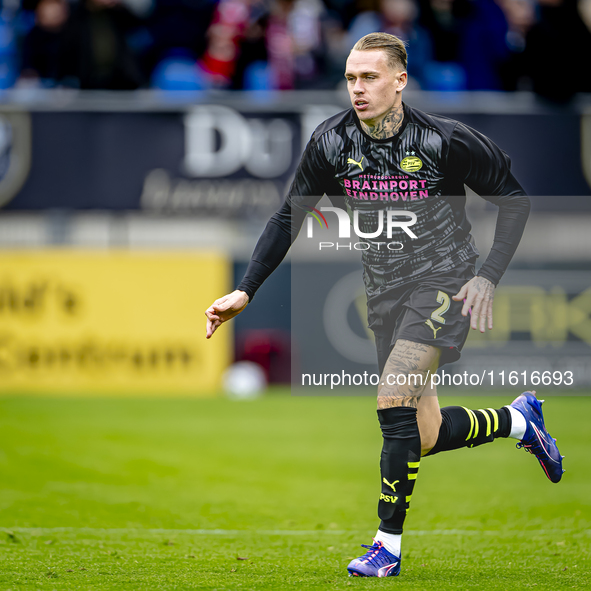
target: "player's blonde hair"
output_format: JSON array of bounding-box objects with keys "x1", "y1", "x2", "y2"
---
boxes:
[{"x1": 351, "y1": 33, "x2": 408, "y2": 72}]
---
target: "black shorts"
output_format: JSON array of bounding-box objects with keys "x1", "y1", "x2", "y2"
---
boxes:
[{"x1": 369, "y1": 260, "x2": 476, "y2": 375}]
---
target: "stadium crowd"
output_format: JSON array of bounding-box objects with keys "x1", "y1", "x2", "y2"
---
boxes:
[{"x1": 2, "y1": 0, "x2": 590, "y2": 100}]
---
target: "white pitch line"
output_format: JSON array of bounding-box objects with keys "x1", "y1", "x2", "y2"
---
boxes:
[{"x1": 4, "y1": 527, "x2": 590, "y2": 537}]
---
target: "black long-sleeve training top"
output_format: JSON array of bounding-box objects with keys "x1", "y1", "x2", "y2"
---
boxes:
[{"x1": 238, "y1": 102, "x2": 531, "y2": 302}]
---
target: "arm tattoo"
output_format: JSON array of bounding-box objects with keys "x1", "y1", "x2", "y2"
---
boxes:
[
  {"x1": 360, "y1": 104, "x2": 404, "y2": 140},
  {"x1": 377, "y1": 340, "x2": 440, "y2": 409}
]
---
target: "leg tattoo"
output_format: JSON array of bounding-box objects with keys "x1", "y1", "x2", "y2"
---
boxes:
[
  {"x1": 376, "y1": 340, "x2": 441, "y2": 534},
  {"x1": 377, "y1": 340, "x2": 440, "y2": 409}
]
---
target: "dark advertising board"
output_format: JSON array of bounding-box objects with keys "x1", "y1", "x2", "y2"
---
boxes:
[{"x1": 0, "y1": 94, "x2": 590, "y2": 214}]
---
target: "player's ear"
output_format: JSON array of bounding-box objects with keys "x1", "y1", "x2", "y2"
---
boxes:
[{"x1": 396, "y1": 71, "x2": 408, "y2": 92}]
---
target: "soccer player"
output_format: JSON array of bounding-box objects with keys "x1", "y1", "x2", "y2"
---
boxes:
[{"x1": 205, "y1": 32, "x2": 564, "y2": 578}]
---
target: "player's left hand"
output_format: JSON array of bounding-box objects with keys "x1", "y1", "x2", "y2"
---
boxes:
[{"x1": 452, "y1": 276, "x2": 495, "y2": 333}]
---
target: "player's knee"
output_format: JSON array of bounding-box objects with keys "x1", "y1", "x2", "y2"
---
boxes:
[{"x1": 420, "y1": 431, "x2": 438, "y2": 455}]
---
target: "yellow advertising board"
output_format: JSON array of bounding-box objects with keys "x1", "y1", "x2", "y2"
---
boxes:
[{"x1": 0, "y1": 250, "x2": 230, "y2": 395}]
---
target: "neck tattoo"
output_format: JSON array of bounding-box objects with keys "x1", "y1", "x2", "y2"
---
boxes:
[{"x1": 361, "y1": 104, "x2": 404, "y2": 140}]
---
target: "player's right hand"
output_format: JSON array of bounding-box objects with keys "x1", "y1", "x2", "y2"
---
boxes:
[{"x1": 205, "y1": 290, "x2": 249, "y2": 339}]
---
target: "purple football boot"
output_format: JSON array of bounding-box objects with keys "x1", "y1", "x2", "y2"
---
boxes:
[
  {"x1": 347, "y1": 540, "x2": 401, "y2": 577},
  {"x1": 510, "y1": 391, "x2": 564, "y2": 483}
]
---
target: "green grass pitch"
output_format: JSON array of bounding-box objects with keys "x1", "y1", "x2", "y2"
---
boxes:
[{"x1": 0, "y1": 391, "x2": 589, "y2": 590}]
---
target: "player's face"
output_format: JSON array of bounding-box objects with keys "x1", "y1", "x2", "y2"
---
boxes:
[{"x1": 345, "y1": 50, "x2": 407, "y2": 125}]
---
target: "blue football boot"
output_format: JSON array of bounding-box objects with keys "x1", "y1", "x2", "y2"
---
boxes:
[
  {"x1": 510, "y1": 392, "x2": 564, "y2": 483},
  {"x1": 347, "y1": 540, "x2": 401, "y2": 577}
]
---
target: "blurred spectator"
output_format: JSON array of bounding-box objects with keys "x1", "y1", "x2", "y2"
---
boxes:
[
  {"x1": 148, "y1": 0, "x2": 263, "y2": 90},
  {"x1": 196, "y1": 0, "x2": 326, "y2": 90},
  {"x1": 523, "y1": 0, "x2": 591, "y2": 101},
  {"x1": 238, "y1": 0, "x2": 327, "y2": 90},
  {"x1": 347, "y1": 0, "x2": 433, "y2": 88},
  {"x1": 456, "y1": 0, "x2": 510, "y2": 90},
  {"x1": 499, "y1": 0, "x2": 535, "y2": 53},
  {"x1": 20, "y1": 0, "x2": 69, "y2": 84},
  {"x1": 287, "y1": 0, "x2": 325, "y2": 87},
  {"x1": 415, "y1": 0, "x2": 472, "y2": 89},
  {"x1": 265, "y1": 0, "x2": 298, "y2": 89},
  {"x1": 21, "y1": 0, "x2": 145, "y2": 89},
  {"x1": 231, "y1": 5, "x2": 269, "y2": 89},
  {"x1": 417, "y1": 0, "x2": 520, "y2": 91},
  {"x1": 199, "y1": 0, "x2": 251, "y2": 87},
  {"x1": 60, "y1": 0, "x2": 145, "y2": 89},
  {"x1": 418, "y1": 0, "x2": 468, "y2": 62},
  {"x1": 496, "y1": 0, "x2": 536, "y2": 90}
]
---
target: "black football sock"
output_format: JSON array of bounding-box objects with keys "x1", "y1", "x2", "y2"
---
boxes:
[
  {"x1": 426, "y1": 406, "x2": 512, "y2": 456},
  {"x1": 377, "y1": 406, "x2": 422, "y2": 535}
]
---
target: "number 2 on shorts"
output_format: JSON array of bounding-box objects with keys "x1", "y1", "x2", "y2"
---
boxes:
[{"x1": 431, "y1": 290, "x2": 450, "y2": 324}]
